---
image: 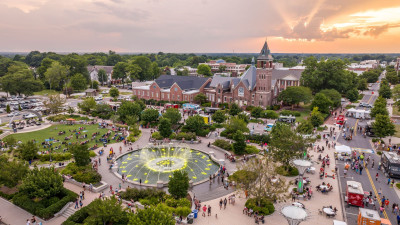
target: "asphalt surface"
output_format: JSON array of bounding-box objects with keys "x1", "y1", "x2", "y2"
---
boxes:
[{"x1": 336, "y1": 71, "x2": 400, "y2": 225}]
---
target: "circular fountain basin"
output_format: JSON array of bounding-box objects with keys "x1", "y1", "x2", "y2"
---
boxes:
[{"x1": 115, "y1": 144, "x2": 220, "y2": 185}]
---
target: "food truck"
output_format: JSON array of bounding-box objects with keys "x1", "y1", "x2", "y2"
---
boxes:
[
  {"x1": 164, "y1": 103, "x2": 179, "y2": 109},
  {"x1": 199, "y1": 114, "x2": 212, "y2": 125},
  {"x1": 346, "y1": 181, "x2": 364, "y2": 207},
  {"x1": 357, "y1": 208, "x2": 382, "y2": 225},
  {"x1": 381, "y1": 152, "x2": 400, "y2": 178}
]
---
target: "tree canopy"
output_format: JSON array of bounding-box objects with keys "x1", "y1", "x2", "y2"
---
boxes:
[
  {"x1": 162, "y1": 108, "x2": 182, "y2": 125},
  {"x1": 168, "y1": 170, "x2": 190, "y2": 199},
  {"x1": 373, "y1": 114, "x2": 395, "y2": 139},
  {"x1": 277, "y1": 86, "x2": 312, "y2": 108},
  {"x1": 311, "y1": 93, "x2": 333, "y2": 114},
  {"x1": 19, "y1": 167, "x2": 64, "y2": 199},
  {"x1": 197, "y1": 64, "x2": 212, "y2": 76}
]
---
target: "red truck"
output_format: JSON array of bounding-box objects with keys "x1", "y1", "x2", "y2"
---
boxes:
[
  {"x1": 164, "y1": 104, "x2": 179, "y2": 109},
  {"x1": 346, "y1": 181, "x2": 364, "y2": 207},
  {"x1": 336, "y1": 115, "x2": 345, "y2": 126}
]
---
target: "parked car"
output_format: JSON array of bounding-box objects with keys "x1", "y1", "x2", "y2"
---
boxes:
[
  {"x1": 101, "y1": 90, "x2": 109, "y2": 94},
  {"x1": 23, "y1": 113, "x2": 37, "y2": 119},
  {"x1": 7, "y1": 112, "x2": 20, "y2": 117},
  {"x1": 95, "y1": 96, "x2": 103, "y2": 101}
]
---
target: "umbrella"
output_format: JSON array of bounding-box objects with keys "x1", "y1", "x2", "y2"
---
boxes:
[{"x1": 66, "y1": 118, "x2": 76, "y2": 121}]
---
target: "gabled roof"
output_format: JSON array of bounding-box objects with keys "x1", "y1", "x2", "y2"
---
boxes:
[
  {"x1": 271, "y1": 69, "x2": 303, "y2": 81},
  {"x1": 209, "y1": 76, "x2": 240, "y2": 90},
  {"x1": 155, "y1": 75, "x2": 209, "y2": 91},
  {"x1": 87, "y1": 65, "x2": 114, "y2": 74},
  {"x1": 240, "y1": 65, "x2": 257, "y2": 90}
]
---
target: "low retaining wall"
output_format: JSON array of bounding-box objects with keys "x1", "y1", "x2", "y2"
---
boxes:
[
  {"x1": 64, "y1": 179, "x2": 108, "y2": 193},
  {"x1": 54, "y1": 202, "x2": 73, "y2": 217}
]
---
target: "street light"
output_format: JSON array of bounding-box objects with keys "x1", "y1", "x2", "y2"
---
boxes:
[
  {"x1": 281, "y1": 205, "x2": 308, "y2": 225},
  {"x1": 292, "y1": 159, "x2": 312, "y2": 193}
]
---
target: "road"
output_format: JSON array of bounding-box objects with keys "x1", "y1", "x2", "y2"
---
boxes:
[{"x1": 336, "y1": 71, "x2": 400, "y2": 225}]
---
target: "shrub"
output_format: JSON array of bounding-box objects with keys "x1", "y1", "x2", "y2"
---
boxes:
[
  {"x1": 201, "y1": 102, "x2": 211, "y2": 107},
  {"x1": 396, "y1": 183, "x2": 400, "y2": 190},
  {"x1": 197, "y1": 129, "x2": 210, "y2": 137},
  {"x1": 246, "y1": 106, "x2": 255, "y2": 112},
  {"x1": 275, "y1": 165, "x2": 299, "y2": 177},
  {"x1": 165, "y1": 198, "x2": 191, "y2": 208},
  {"x1": 174, "y1": 206, "x2": 192, "y2": 217},
  {"x1": 169, "y1": 133, "x2": 177, "y2": 140},
  {"x1": 61, "y1": 163, "x2": 102, "y2": 184},
  {"x1": 245, "y1": 198, "x2": 275, "y2": 216},
  {"x1": 151, "y1": 132, "x2": 163, "y2": 140},
  {"x1": 213, "y1": 139, "x2": 232, "y2": 151},
  {"x1": 175, "y1": 132, "x2": 196, "y2": 141},
  {"x1": 263, "y1": 110, "x2": 279, "y2": 119},
  {"x1": 39, "y1": 153, "x2": 72, "y2": 162},
  {"x1": 280, "y1": 110, "x2": 301, "y2": 117},
  {"x1": 245, "y1": 145, "x2": 260, "y2": 154},
  {"x1": 377, "y1": 151, "x2": 383, "y2": 156}
]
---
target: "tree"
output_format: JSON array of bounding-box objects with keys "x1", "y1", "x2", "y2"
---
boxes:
[
  {"x1": 357, "y1": 78, "x2": 368, "y2": 92},
  {"x1": 346, "y1": 88, "x2": 359, "y2": 102},
  {"x1": 117, "y1": 101, "x2": 142, "y2": 123},
  {"x1": 62, "y1": 54, "x2": 90, "y2": 81},
  {"x1": 97, "y1": 69, "x2": 108, "y2": 85},
  {"x1": 141, "y1": 108, "x2": 160, "y2": 124},
  {"x1": 109, "y1": 87, "x2": 120, "y2": 98},
  {"x1": 183, "y1": 115, "x2": 206, "y2": 135},
  {"x1": 67, "y1": 106, "x2": 75, "y2": 115},
  {"x1": 232, "y1": 156, "x2": 289, "y2": 204},
  {"x1": 311, "y1": 93, "x2": 333, "y2": 114},
  {"x1": 112, "y1": 62, "x2": 129, "y2": 87},
  {"x1": 1, "y1": 65, "x2": 43, "y2": 96},
  {"x1": 229, "y1": 103, "x2": 241, "y2": 116},
  {"x1": 0, "y1": 155, "x2": 28, "y2": 188},
  {"x1": 309, "y1": 107, "x2": 324, "y2": 127},
  {"x1": 232, "y1": 131, "x2": 246, "y2": 155},
  {"x1": 17, "y1": 141, "x2": 39, "y2": 161},
  {"x1": 319, "y1": 89, "x2": 341, "y2": 107},
  {"x1": 19, "y1": 167, "x2": 64, "y2": 199},
  {"x1": 168, "y1": 170, "x2": 190, "y2": 199},
  {"x1": 159, "y1": 118, "x2": 172, "y2": 138},
  {"x1": 151, "y1": 62, "x2": 161, "y2": 79},
  {"x1": 197, "y1": 64, "x2": 212, "y2": 77},
  {"x1": 86, "y1": 198, "x2": 129, "y2": 225},
  {"x1": 70, "y1": 144, "x2": 91, "y2": 167},
  {"x1": 43, "y1": 94, "x2": 66, "y2": 114},
  {"x1": 301, "y1": 57, "x2": 358, "y2": 94},
  {"x1": 371, "y1": 96, "x2": 388, "y2": 117},
  {"x1": 228, "y1": 169, "x2": 257, "y2": 193},
  {"x1": 385, "y1": 71, "x2": 399, "y2": 84},
  {"x1": 277, "y1": 86, "x2": 312, "y2": 109},
  {"x1": 194, "y1": 93, "x2": 207, "y2": 105},
  {"x1": 296, "y1": 120, "x2": 314, "y2": 134},
  {"x1": 360, "y1": 68, "x2": 381, "y2": 83},
  {"x1": 212, "y1": 110, "x2": 226, "y2": 123},
  {"x1": 225, "y1": 117, "x2": 249, "y2": 134},
  {"x1": 128, "y1": 64, "x2": 142, "y2": 81},
  {"x1": 392, "y1": 84, "x2": 400, "y2": 101},
  {"x1": 218, "y1": 65, "x2": 227, "y2": 73},
  {"x1": 379, "y1": 80, "x2": 392, "y2": 99},
  {"x1": 162, "y1": 108, "x2": 182, "y2": 125},
  {"x1": 78, "y1": 97, "x2": 96, "y2": 113},
  {"x1": 128, "y1": 204, "x2": 175, "y2": 225},
  {"x1": 6, "y1": 104, "x2": 10, "y2": 113},
  {"x1": 70, "y1": 73, "x2": 87, "y2": 91},
  {"x1": 91, "y1": 80, "x2": 99, "y2": 90},
  {"x1": 133, "y1": 56, "x2": 153, "y2": 81},
  {"x1": 251, "y1": 107, "x2": 263, "y2": 118},
  {"x1": 373, "y1": 114, "x2": 395, "y2": 140},
  {"x1": 37, "y1": 58, "x2": 55, "y2": 80},
  {"x1": 269, "y1": 123, "x2": 308, "y2": 171}
]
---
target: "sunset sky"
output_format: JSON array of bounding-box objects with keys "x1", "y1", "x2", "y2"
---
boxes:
[{"x1": 1, "y1": 0, "x2": 400, "y2": 53}]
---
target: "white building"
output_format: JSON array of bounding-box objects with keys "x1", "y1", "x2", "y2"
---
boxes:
[{"x1": 87, "y1": 65, "x2": 113, "y2": 82}]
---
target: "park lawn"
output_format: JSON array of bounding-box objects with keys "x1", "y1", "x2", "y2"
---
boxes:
[
  {"x1": 10, "y1": 124, "x2": 121, "y2": 153},
  {"x1": 33, "y1": 89, "x2": 61, "y2": 96},
  {"x1": 393, "y1": 107, "x2": 400, "y2": 116},
  {"x1": 394, "y1": 124, "x2": 400, "y2": 138}
]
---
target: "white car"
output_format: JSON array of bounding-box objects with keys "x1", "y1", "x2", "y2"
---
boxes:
[
  {"x1": 7, "y1": 112, "x2": 20, "y2": 117},
  {"x1": 23, "y1": 113, "x2": 37, "y2": 119},
  {"x1": 95, "y1": 96, "x2": 103, "y2": 101},
  {"x1": 101, "y1": 90, "x2": 109, "y2": 94},
  {"x1": 33, "y1": 107, "x2": 44, "y2": 111}
]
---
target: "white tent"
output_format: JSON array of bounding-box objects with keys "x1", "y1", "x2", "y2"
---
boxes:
[
  {"x1": 346, "y1": 108, "x2": 370, "y2": 119},
  {"x1": 333, "y1": 220, "x2": 347, "y2": 225},
  {"x1": 335, "y1": 145, "x2": 352, "y2": 154}
]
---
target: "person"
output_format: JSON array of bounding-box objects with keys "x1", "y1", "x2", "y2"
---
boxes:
[
  {"x1": 388, "y1": 178, "x2": 391, "y2": 185},
  {"x1": 208, "y1": 205, "x2": 211, "y2": 216},
  {"x1": 397, "y1": 214, "x2": 400, "y2": 225},
  {"x1": 385, "y1": 199, "x2": 390, "y2": 208},
  {"x1": 376, "y1": 173, "x2": 379, "y2": 181},
  {"x1": 219, "y1": 199, "x2": 223, "y2": 210},
  {"x1": 75, "y1": 199, "x2": 79, "y2": 209},
  {"x1": 202, "y1": 205, "x2": 207, "y2": 217},
  {"x1": 26, "y1": 219, "x2": 30, "y2": 225},
  {"x1": 224, "y1": 198, "x2": 227, "y2": 209}
]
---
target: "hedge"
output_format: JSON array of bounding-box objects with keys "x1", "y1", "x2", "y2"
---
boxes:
[
  {"x1": 39, "y1": 153, "x2": 72, "y2": 162},
  {"x1": 280, "y1": 110, "x2": 301, "y2": 117},
  {"x1": 245, "y1": 145, "x2": 260, "y2": 154},
  {"x1": 245, "y1": 197, "x2": 275, "y2": 215},
  {"x1": 12, "y1": 188, "x2": 77, "y2": 219},
  {"x1": 275, "y1": 165, "x2": 299, "y2": 177},
  {"x1": 61, "y1": 163, "x2": 102, "y2": 184},
  {"x1": 120, "y1": 188, "x2": 166, "y2": 202},
  {"x1": 213, "y1": 139, "x2": 232, "y2": 151}
]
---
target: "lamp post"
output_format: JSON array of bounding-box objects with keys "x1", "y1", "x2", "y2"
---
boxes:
[
  {"x1": 292, "y1": 159, "x2": 312, "y2": 193},
  {"x1": 281, "y1": 205, "x2": 308, "y2": 225}
]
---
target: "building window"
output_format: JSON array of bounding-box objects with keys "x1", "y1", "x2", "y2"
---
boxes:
[
  {"x1": 224, "y1": 96, "x2": 227, "y2": 102},
  {"x1": 142, "y1": 91, "x2": 144, "y2": 96},
  {"x1": 252, "y1": 94, "x2": 255, "y2": 98},
  {"x1": 153, "y1": 85, "x2": 156, "y2": 89},
  {"x1": 167, "y1": 94, "x2": 170, "y2": 99},
  {"x1": 174, "y1": 87, "x2": 177, "y2": 91},
  {"x1": 162, "y1": 93, "x2": 164, "y2": 98},
  {"x1": 133, "y1": 90, "x2": 136, "y2": 95},
  {"x1": 172, "y1": 94, "x2": 174, "y2": 100},
  {"x1": 178, "y1": 95, "x2": 180, "y2": 100},
  {"x1": 147, "y1": 92, "x2": 149, "y2": 96},
  {"x1": 156, "y1": 93, "x2": 159, "y2": 97},
  {"x1": 151, "y1": 92, "x2": 154, "y2": 97}
]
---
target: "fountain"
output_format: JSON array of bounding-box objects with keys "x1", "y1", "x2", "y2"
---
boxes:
[
  {"x1": 281, "y1": 205, "x2": 309, "y2": 225},
  {"x1": 115, "y1": 143, "x2": 219, "y2": 185}
]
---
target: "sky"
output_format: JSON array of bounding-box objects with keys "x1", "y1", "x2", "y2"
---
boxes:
[{"x1": 1, "y1": 0, "x2": 400, "y2": 53}]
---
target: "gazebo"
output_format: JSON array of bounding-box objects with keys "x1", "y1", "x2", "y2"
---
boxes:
[{"x1": 66, "y1": 118, "x2": 76, "y2": 125}]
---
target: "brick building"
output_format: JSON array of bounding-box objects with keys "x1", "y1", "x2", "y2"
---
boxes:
[
  {"x1": 133, "y1": 41, "x2": 303, "y2": 108},
  {"x1": 132, "y1": 75, "x2": 211, "y2": 102}
]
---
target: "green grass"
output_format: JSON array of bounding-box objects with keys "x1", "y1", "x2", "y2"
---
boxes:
[
  {"x1": 10, "y1": 124, "x2": 122, "y2": 153},
  {"x1": 33, "y1": 89, "x2": 61, "y2": 96},
  {"x1": 393, "y1": 106, "x2": 400, "y2": 116},
  {"x1": 395, "y1": 124, "x2": 400, "y2": 138}
]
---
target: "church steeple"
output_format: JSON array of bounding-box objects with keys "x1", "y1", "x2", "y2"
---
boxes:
[{"x1": 257, "y1": 39, "x2": 273, "y2": 69}]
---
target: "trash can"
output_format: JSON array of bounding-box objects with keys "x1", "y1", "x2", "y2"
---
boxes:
[
  {"x1": 192, "y1": 209, "x2": 198, "y2": 218},
  {"x1": 187, "y1": 213, "x2": 194, "y2": 224}
]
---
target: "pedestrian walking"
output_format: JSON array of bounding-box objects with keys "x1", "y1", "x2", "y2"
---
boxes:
[
  {"x1": 79, "y1": 199, "x2": 83, "y2": 208},
  {"x1": 202, "y1": 205, "x2": 207, "y2": 217},
  {"x1": 219, "y1": 199, "x2": 223, "y2": 210},
  {"x1": 74, "y1": 199, "x2": 79, "y2": 209},
  {"x1": 208, "y1": 205, "x2": 211, "y2": 216},
  {"x1": 397, "y1": 215, "x2": 400, "y2": 225},
  {"x1": 385, "y1": 199, "x2": 390, "y2": 208},
  {"x1": 223, "y1": 198, "x2": 227, "y2": 209},
  {"x1": 376, "y1": 173, "x2": 379, "y2": 181},
  {"x1": 388, "y1": 178, "x2": 391, "y2": 185},
  {"x1": 360, "y1": 165, "x2": 363, "y2": 175},
  {"x1": 372, "y1": 160, "x2": 375, "y2": 169}
]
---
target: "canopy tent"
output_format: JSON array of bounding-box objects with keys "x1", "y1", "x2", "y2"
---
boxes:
[
  {"x1": 335, "y1": 145, "x2": 352, "y2": 154},
  {"x1": 346, "y1": 108, "x2": 371, "y2": 119},
  {"x1": 333, "y1": 220, "x2": 347, "y2": 225}
]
